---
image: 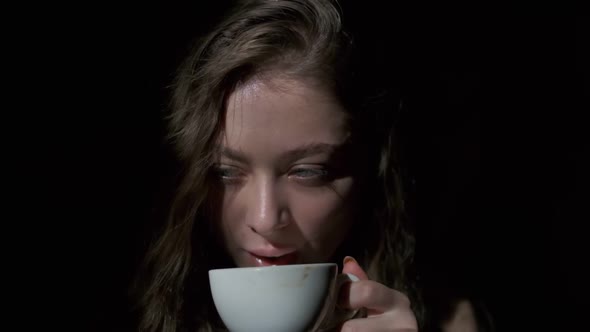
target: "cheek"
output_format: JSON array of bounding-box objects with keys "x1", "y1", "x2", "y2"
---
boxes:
[
  {"x1": 289, "y1": 181, "x2": 356, "y2": 242},
  {"x1": 218, "y1": 191, "x2": 245, "y2": 235},
  {"x1": 207, "y1": 186, "x2": 243, "y2": 244}
]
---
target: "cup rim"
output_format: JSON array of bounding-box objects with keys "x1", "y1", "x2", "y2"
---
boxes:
[{"x1": 208, "y1": 262, "x2": 337, "y2": 274}]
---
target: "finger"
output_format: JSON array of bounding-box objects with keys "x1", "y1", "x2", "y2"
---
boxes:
[
  {"x1": 339, "y1": 279, "x2": 402, "y2": 313},
  {"x1": 342, "y1": 256, "x2": 369, "y2": 280},
  {"x1": 339, "y1": 314, "x2": 417, "y2": 332},
  {"x1": 339, "y1": 315, "x2": 390, "y2": 332}
]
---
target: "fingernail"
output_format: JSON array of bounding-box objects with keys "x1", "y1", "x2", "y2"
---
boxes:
[{"x1": 343, "y1": 256, "x2": 356, "y2": 265}]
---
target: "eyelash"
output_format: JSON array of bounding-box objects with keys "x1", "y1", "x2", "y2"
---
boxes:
[
  {"x1": 211, "y1": 165, "x2": 244, "y2": 184},
  {"x1": 289, "y1": 168, "x2": 329, "y2": 179},
  {"x1": 211, "y1": 165, "x2": 332, "y2": 186}
]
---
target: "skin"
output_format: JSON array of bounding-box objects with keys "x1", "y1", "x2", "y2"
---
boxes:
[
  {"x1": 213, "y1": 76, "x2": 356, "y2": 267},
  {"x1": 212, "y1": 76, "x2": 418, "y2": 331},
  {"x1": 441, "y1": 300, "x2": 479, "y2": 332}
]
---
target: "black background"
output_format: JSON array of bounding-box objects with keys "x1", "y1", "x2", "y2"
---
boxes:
[{"x1": 13, "y1": 1, "x2": 585, "y2": 331}]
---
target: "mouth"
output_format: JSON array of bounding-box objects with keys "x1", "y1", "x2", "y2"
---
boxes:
[{"x1": 247, "y1": 251, "x2": 299, "y2": 266}]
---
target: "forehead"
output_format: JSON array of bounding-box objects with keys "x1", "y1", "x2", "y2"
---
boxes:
[{"x1": 221, "y1": 78, "x2": 350, "y2": 152}]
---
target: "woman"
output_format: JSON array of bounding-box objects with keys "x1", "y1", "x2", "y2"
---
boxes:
[{"x1": 135, "y1": 0, "x2": 420, "y2": 330}]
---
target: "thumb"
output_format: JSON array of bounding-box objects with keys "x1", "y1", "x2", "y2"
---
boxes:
[{"x1": 342, "y1": 256, "x2": 369, "y2": 280}]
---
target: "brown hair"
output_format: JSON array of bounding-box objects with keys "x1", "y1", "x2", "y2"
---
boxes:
[{"x1": 134, "y1": 0, "x2": 420, "y2": 330}]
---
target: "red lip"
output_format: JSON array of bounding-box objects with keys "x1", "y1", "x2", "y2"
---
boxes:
[
  {"x1": 248, "y1": 247, "x2": 296, "y2": 257},
  {"x1": 246, "y1": 250, "x2": 299, "y2": 267}
]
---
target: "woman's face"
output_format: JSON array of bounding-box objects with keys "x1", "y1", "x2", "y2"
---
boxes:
[{"x1": 211, "y1": 77, "x2": 358, "y2": 267}]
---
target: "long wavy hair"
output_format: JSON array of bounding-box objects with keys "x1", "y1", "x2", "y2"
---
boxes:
[{"x1": 133, "y1": 0, "x2": 420, "y2": 331}]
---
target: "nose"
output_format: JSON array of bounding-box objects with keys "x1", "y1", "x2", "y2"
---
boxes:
[{"x1": 245, "y1": 176, "x2": 289, "y2": 235}]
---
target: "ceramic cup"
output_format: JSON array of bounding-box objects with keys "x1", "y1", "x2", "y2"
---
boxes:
[{"x1": 209, "y1": 263, "x2": 361, "y2": 331}]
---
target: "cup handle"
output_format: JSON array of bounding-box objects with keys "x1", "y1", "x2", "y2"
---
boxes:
[{"x1": 317, "y1": 273, "x2": 365, "y2": 331}]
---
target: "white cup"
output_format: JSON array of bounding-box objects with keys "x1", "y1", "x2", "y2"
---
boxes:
[{"x1": 209, "y1": 263, "x2": 361, "y2": 332}]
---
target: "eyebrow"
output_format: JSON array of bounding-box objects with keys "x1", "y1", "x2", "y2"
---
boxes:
[{"x1": 219, "y1": 142, "x2": 349, "y2": 164}]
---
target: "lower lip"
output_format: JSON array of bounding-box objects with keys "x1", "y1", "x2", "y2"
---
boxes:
[{"x1": 248, "y1": 252, "x2": 299, "y2": 266}]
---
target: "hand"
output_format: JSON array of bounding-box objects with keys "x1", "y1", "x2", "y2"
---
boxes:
[{"x1": 337, "y1": 256, "x2": 418, "y2": 332}]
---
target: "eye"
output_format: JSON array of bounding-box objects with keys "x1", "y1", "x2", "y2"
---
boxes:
[
  {"x1": 291, "y1": 168, "x2": 327, "y2": 178},
  {"x1": 288, "y1": 166, "x2": 331, "y2": 185},
  {"x1": 211, "y1": 165, "x2": 245, "y2": 184}
]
